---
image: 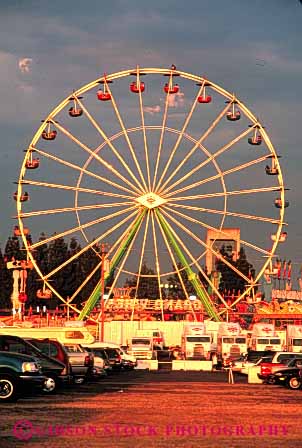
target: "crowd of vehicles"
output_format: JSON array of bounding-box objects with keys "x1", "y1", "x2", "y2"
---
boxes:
[
  {"x1": 0, "y1": 327, "x2": 138, "y2": 402},
  {"x1": 2, "y1": 320, "x2": 302, "y2": 401}
]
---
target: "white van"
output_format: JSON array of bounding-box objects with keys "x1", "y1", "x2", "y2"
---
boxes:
[{"x1": 0, "y1": 326, "x2": 95, "y2": 345}]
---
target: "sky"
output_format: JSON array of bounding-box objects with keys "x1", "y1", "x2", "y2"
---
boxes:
[{"x1": 1, "y1": 0, "x2": 302, "y2": 286}]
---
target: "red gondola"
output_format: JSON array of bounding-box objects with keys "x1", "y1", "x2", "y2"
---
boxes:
[
  {"x1": 265, "y1": 165, "x2": 279, "y2": 175},
  {"x1": 42, "y1": 130, "x2": 57, "y2": 140},
  {"x1": 248, "y1": 135, "x2": 262, "y2": 145},
  {"x1": 130, "y1": 81, "x2": 145, "y2": 93},
  {"x1": 36, "y1": 288, "x2": 52, "y2": 299},
  {"x1": 14, "y1": 226, "x2": 29, "y2": 237},
  {"x1": 13, "y1": 191, "x2": 29, "y2": 202},
  {"x1": 14, "y1": 226, "x2": 22, "y2": 236},
  {"x1": 25, "y1": 158, "x2": 40, "y2": 169},
  {"x1": 265, "y1": 156, "x2": 279, "y2": 175},
  {"x1": 271, "y1": 231, "x2": 287, "y2": 243},
  {"x1": 18, "y1": 292, "x2": 28, "y2": 303},
  {"x1": 164, "y1": 83, "x2": 179, "y2": 94},
  {"x1": 198, "y1": 95, "x2": 212, "y2": 104},
  {"x1": 97, "y1": 90, "x2": 111, "y2": 101},
  {"x1": 97, "y1": 75, "x2": 113, "y2": 101},
  {"x1": 226, "y1": 99, "x2": 241, "y2": 121},
  {"x1": 274, "y1": 198, "x2": 289, "y2": 209},
  {"x1": 226, "y1": 110, "x2": 241, "y2": 121},
  {"x1": 69, "y1": 107, "x2": 83, "y2": 117}
]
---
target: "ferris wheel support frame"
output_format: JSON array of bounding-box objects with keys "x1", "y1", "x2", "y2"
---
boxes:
[
  {"x1": 78, "y1": 209, "x2": 145, "y2": 320},
  {"x1": 155, "y1": 209, "x2": 221, "y2": 321}
]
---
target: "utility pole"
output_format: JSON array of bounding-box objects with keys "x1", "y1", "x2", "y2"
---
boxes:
[{"x1": 100, "y1": 243, "x2": 109, "y2": 342}]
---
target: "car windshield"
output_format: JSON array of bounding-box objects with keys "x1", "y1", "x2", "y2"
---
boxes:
[
  {"x1": 270, "y1": 339, "x2": 280, "y2": 345},
  {"x1": 186, "y1": 337, "x2": 210, "y2": 343},
  {"x1": 222, "y1": 338, "x2": 235, "y2": 344},
  {"x1": 93, "y1": 349, "x2": 109, "y2": 360},
  {"x1": 132, "y1": 339, "x2": 151, "y2": 345},
  {"x1": 235, "y1": 338, "x2": 246, "y2": 344},
  {"x1": 104, "y1": 348, "x2": 119, "y2": 357},
  {"x1": 257, "y1": 356, "x2": 273, "y2": 364}
]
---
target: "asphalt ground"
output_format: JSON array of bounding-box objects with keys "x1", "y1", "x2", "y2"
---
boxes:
[{"x1": 1, "y1": 368, "x2": 302, "y2": 448}]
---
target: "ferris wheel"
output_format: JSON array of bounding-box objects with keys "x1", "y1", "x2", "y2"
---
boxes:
[{"x1": 14, "y1": 66, "x2": 288, "y2": 321}]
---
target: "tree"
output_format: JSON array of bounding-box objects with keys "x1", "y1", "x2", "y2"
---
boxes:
[
  {"x1": 215, "y1": 245, "x2": 255, "y2": 296},
  {"x1": 0, "y1": 247, "x2": 12, "y2": 308}
]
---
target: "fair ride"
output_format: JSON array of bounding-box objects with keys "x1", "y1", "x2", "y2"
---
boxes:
[{"x1": 14, "y1": 66, "x2": 288, "y2": 323}]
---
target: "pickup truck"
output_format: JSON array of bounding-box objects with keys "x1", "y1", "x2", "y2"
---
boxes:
[
  {"x1": 258, "y1": 352, "x2": 302, "y2": 380},
  {"x1": 0, "y1": 351, "x2": 46, "y2": 401},
  {"x1": 63, "y1": 344, "x2": 95, "y2": 383}
]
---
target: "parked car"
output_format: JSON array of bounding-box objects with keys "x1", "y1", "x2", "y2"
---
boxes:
[
  {"x1": 25, "y1": 338, "x2": 72, "y2": 381},
  {"x1": 0, "y1": 335, "x2": 65, "y2": 394},
  {"x1": 258, "y1": 352, "x2": 302, "y2": 381},
  {"x1": 63, "y1": 343, "x2": 94, "y2": 383},
  {"x1": 264, "y1": 359, "x2": 302, "y2": 389},
  {"x1": 83, "y1": 345, "x2": 122, "y2": 371},
  {"x1": 26, "y1": 338, "x2": 103, "y2": 383},
  {"x1": 0, "y1": 351, "x2": 46, "y2": 402},
  {"x1": 232, "y1": 351, "x2": 274, "y2": 374},
  {"x1": 83, "y1": 347, "x2": 112, "y2": 375},
  {"x1": 83, "y1": 342, "x2": 137, "y2": 370}
]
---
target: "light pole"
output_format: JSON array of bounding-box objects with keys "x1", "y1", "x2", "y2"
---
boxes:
[{"x1": 99, "y1": 243, "x2": 110, "y2": 342}]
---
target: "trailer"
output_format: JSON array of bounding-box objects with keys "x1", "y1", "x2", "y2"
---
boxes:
[
  {"x1": 217, "y1": 322, "x2": 247, "y2": 358},
  {"x1": 181, "y1": 323, "x2": 212, "y2": 360},
  {"x1": 249, "y1": 323, "x2": 282, "y2": 351},
  {"x1": 286, "y1": 325, "x2": 302, "y2": 352}
]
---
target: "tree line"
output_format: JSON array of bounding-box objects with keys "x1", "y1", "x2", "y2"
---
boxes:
[{"x1": 0, "y1": 232, "x2": 254, "y2": 310}]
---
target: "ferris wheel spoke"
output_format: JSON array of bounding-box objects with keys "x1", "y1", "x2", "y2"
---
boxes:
[
  {"x1": 101, "y1": 84, "x2": 149, "y2": 192},
  {"x1": 134, "y1": 69, "x2": 151, "y2": 190},
  {"x1": 155, "y1": 82, "x2": 205, "y2": 192},
  {"x1": 152, "y1": 79, "x2": 171, "y2": 192},
  {"x1": 47, "y1": 122, "x2": 142, "y2": 195},
  {"x1": 162, "y1": 125, "x2": 255, "y2": 196},
  {"x1": 130, "y1": 211, "x2": 151, "y2": 320},
  {"x1": 155, "y1": 211, "x2": 197, "y2": 318},
  {"x1": 158, "y1": 102, "x2": 232, "y2": 194},
  {"x1": 169, "y1": 185, "x2": 282, "y2": 202},
  {"x1": 155, "y1": 209, "x2": 221, "y2": 318},
  {"x1": 84, "y1": 211, "x2": 146, "y2": 311},
  {"x1": 97, "y1": 210, "x2": 146, "y2": 317},
  {"x1": 166, "y1": 202, "x2": 281, "y2": 225},
  {"x1": 17, "y1": 201, "x2": 134, "y2": 219},
  {"x1": 150, "y1": 211, "x2": 164, "y2": 319},
  {"x1": 164, "y1": 154, "x2": 269, "y2": 198},
  {"x1": 74, "y1": 98, "x2": 145, "y2": 193},
  {"x1": 35, "y1": 148, "x2": 138, "y2": 194},
  {"x1": 160, "y1": 207, "x2": 251, "y2": 283},
  {"x1": 163, "y1": 205, "x2": 275, "y2": 257},
  {"x1": 30, "y1": 206, "x2": 138, "y2": 250},
  {"x1": 69, "y1": 260, "x2": 102, "y2": 303},
  {"x1": 43, "y1": 209, "x2": 140, "y2": 281},
  {"x1": 20, "y1": 179, "x2": 135, "y2": 200}
]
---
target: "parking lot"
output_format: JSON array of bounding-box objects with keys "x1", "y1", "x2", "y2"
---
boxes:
[{"x1": 0, "y1": 369, "x2": 302, "y2": 448}]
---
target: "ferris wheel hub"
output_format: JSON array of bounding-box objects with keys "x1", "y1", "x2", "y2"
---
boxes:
[{"x1": 136, "y1": 192, "x2": 167, "y2": 209}]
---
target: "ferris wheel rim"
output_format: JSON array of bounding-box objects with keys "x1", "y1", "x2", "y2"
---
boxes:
[{"x1": 16, "y1": 66, "x2": 287, "y2": 318}]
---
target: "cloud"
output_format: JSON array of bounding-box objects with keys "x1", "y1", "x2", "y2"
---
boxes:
[
  {"x1": 144, "y1": 105, "x2": 161, "y2": 115},
  {"x1": 167, "y1": 91, "x2": 185, "y2": 108},
  {"x1": 18, "y1": 57, "x2": 32, "y2": 73}
]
